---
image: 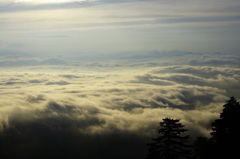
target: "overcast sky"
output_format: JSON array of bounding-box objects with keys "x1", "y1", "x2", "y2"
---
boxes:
[{"x1": 1, "y1": 0, "x2": 240, "y2": 55}]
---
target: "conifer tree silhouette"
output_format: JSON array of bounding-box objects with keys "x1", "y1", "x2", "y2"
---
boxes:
[
  {"x1": 146, "y1": 118, "x2": 192, "y2": 159},
  {"x1": 209, "y1": 96, "x2": 240, "y2": 158}
]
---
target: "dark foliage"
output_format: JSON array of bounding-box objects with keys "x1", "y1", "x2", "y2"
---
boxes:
[
  {"x1": 211, "y1": 96, "x2": 240, "y2": 140},
  {"x1": 194, "y1": 96, "x2": 240, "y2": 159},
  {"x1": 146, "y1": 118, "x2": 192, "y2": 159},
  {"x1": 210, "y1": 96, "x2": 240, "y2": 158},
  {"x1": 193, "y1": 136, "x2": 214, "y2": 159}
]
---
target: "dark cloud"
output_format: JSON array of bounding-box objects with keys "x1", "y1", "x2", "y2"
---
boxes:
[
  {"x1": 188, "y1": 54, "x2": 240, "y2": 66},
  {"x1": 153, "y1": 66, "x2": 238, "y2": 78},
  {"x1": 176, "y1": 89, "x2": 217, "y2": 108},
  {"x1": 109, "y1": 98, "x2": 147, "y2": 111},
  {"x1": 2, "y1": 81, "x2": 26, "y2": 85},
  {"x1": 0, "y1": 51, "x2": 238, "y2": 68},
  {"x1": 0, "y1": 57, "x2": 65, "y2": 67},
  {"x1": 0, "y1": 59, "x2": 38, "y2": 67},
  {"x1": 26, "y1": 95, "x2": 46, "y2": 103},
  {"x1": 40, "y1": 58, "x2": 65, "y2": 65},
  {"x1": 64, "y1": 90, "x2": 81, "y2": 93},
  {"x1": 45, "y1": 81, "x2": 70, "y2": 85},
  {"x1": 59, "y1": 74, "x2": 81, "y2": 79},
  {"x1": 154, "y1": 96, "x2": 177, "y2": 108},
  {"x1": 41, "y1": 101, "x2": 101, "y2": 117},
  {"x1": 131, "y1": 74, "x2": 173, "y2": 86},
  {"x1": 0, "y1": 126, "x2": 148, "y2": 159},
  {"x1": 157, "y1": 74, "x2": 206, "y2": 86},
  {"x1": 28, "y1": 79, "x2": 44, "y2": 83},
  {"x1": 0, "y1": 101, "x2": 148, "y2": 159}
]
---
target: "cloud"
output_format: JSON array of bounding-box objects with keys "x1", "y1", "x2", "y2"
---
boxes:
[
  {"x1": 0, "y1": 113, "x2": 8, "y2": 131},
  {"x1": 45, "y1": 80, "x2": 70, "y2": 85},
  {"x1": 0, "y1": 0, "x2": 95, "y2": 12},
  {"x1": 150, "y1": 74, "x2": 206, "y2": 86},
  {"x1": 188, "y1": 54, "x2": 240, "y2": 66},
  {"x1": 28, "y1": 79, "x2": 45, "y2": 83},
  {"x1": 0, "y1": 50, "x2": 30, "y2": 57},
  {"x1": 1, "y1": 0, "x2": 240, "y2": 55},
  {"x1": 151, "y1": 65, "x2": 240, "y2": 97},
  {"x1": 2, "y1": 81, "x2": 26, "y2": 85},
  {"x1": 26, "y1": 94, "x2": 46, "y2": 103},
  {"x1": 0, "y1": 57, "x2": 65, "y2": 67},
  {"x1": 0, "y1": 0, "x2": 239, "y2": 157},
  {"x1": 59, "y1": 74, "x2": 81, "y2": 79},
  {"x1": 0, "y1": 51, "x2": 239, "y2": 158},
  {"x1": 0, "y1": 100, "x2": 149, "y2": 159},
  {"x1": 153, "y1": 65, "x2": 235, "y2": 78},
  {"x1": 1, "y1": 51, "x2": 238, "y2": 68},
  {"x1": 131, "y1": 74, "x2": 176, "y2": 86}
]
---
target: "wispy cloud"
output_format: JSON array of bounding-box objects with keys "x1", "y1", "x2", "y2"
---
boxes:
[{"x1": 1, "y1": 0, "x2": 240, "y2": 54}]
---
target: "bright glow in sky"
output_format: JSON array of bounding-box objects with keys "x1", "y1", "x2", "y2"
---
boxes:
[{"x1": 14, "y1": 0, "x2": 87, "y2": 3}]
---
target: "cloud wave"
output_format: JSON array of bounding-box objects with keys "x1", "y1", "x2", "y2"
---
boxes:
[{"x1": 0, "y1": 52, "x2": 239, "y2": 158}]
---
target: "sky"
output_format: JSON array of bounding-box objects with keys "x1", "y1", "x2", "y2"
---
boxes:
[
  {"x1": 0, "y1": 0, "x2": 240, "y2": 159},
  {"x1": 0, "y1": 0, "x2": 240, "y2": 55}
]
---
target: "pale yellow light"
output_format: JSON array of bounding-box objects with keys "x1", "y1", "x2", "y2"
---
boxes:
[{"x1": 14, "y1": 0, "x2": 88, "y2": 4}]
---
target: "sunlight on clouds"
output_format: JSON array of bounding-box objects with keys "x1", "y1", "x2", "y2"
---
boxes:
[
  {"x1": 15, "y1": 0, "x2": 32, "y2": 2},
  {"x1": 0, "y1": 56, "x2": 239, "y2": 137}
]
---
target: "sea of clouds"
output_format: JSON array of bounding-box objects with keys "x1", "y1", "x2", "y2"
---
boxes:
[{"x1": 0, "y1": 51, "x2": 239, "y2": 158}]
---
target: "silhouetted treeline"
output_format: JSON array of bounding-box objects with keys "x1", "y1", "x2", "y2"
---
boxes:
[
  {"x1": 194, "y1": 96, "x2": 240, "y2": 159},
  {"x1": 146, "y1": 96, "x2": 240, "y2": 159}
]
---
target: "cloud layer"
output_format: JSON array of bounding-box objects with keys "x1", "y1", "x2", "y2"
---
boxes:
[{"x1": 0, "y1": 51, "x2": 239, "y2": 158}]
